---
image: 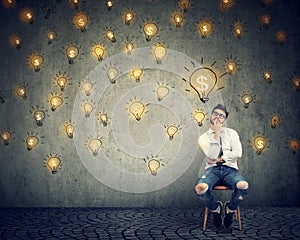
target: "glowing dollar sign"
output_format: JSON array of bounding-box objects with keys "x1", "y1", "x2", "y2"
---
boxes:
[
  {"x1": 189, "y1": 67, "x2": 217, "y2": 103},
  {"x1": 196, "y1": 75, "x2": 208, "y2": 92},
  {"x1": 257, "y1": 140, "x2": 264, "y2": 149},
  {"x1": 69, "y1": 50, "x2": 75, "y2": 58},
  {"x1": 147, "y1": 27, "x2": 153, "y2": 35}
]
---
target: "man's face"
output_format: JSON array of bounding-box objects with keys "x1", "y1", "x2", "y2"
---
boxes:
[{"x1": 210, "y1": 109, "x2": 227, "y2": 125}]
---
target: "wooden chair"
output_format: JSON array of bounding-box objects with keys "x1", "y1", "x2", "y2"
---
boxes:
[{"x1": 203, "y1": 185, "x2": 242, "y2": 231}]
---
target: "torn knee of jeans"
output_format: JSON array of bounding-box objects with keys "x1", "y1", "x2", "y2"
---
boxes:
[
  {"x1": 236, "y1": 180, "x2": 248, "y2": 190},
  {"x1": 195, "y1": 183, "x2": 208, "y2": 194}
]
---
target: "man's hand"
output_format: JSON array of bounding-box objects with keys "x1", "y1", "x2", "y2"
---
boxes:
[{"x1": 212, "y1": 119, "x2": 222, "y2": 136}]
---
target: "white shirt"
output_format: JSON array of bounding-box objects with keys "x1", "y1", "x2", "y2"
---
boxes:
[{"x1": 198, "y1": 127, "x2": 242, "y2": 170}]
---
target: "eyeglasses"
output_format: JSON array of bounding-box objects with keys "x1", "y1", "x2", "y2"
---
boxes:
[{"x1": 212, "y1": 111, "x2": 226, "y2": 120}]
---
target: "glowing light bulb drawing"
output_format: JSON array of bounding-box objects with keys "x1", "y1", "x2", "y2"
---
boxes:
[
  {"x1": 226, "y1": 60, "x2": 238, "y2": 75},
  {"x1": 25, "y1": 135, "x2": 39, "y2": 151},
  {"x1": 166, "y1": 125, "x2": 179, "y2": 140},
  {"x1": 288, "y1": 139, "x2": 299, "y2": 154},
  {"x1": 153, "y1": 44, "x2": 167, "y2": 64},
  {"x1": 88, "y1": 138, "x2": 102, "y2": 156},
  {"x1": 220, "y1": 0, "x2": 234, "y2": 11},
  {"x1": 65, "y1": 123, "x2": 74, "y2": 138},
  {"x1": 253, "y1": 135, "x2": 268, "y2": 155},
  {"x1": 33, "y1": 109, "x2": 46, "y2": 126},
  {"x1": 198, "y1": 20, "x2": 213, "y2": 38},
  {"x1": 263, "y1": 69, "x2": 272, "y2": 84},
  {"x1": 65, "y1": 45, "x2": 79, "y2": 64},
  {"x1": 81, "y1": 81, "x2": 93, "y2": 96},
  {"x1": 10, "y1": 34, "x2": 22, "y2": 49},
  {"x1": 270, "y1": 114, "x2": 280, "y2": 129},
  {"x1": 241, "y1": 93, "x2": 254, "y2": 108},
  {"x1": 92, "y1": 44, "x2": 105, "y2": 61},
  {"x1": 193, "y1": 110, "x2": 206, "y2": 126},
  {"x1": 49, "y1": 95, "x2": 63, "y2": 111},
  {"x1": 129, "y1": 101, "x2": 145, "y2": 121},
  {"x1": 189, "y1": 67, "x2": 217, "y2": 103},
  {"x1": 131, "y1": 67, "x2": 143, "y2": 82},
  {"x1": 148, "y1": 159, "x2": 160, "y2": 176},
  {"x1": 97, "y1": 113, "x2": 108, "y2": 126},
  {"x1": 233, "y1": 22, "x2": 244, "y2": 39},
  {"x1": 0, "y1": 130, "x2": 12, "y2": 145},
  {"x1": 47, "y1": 29, "x2": 57, "y2": 44},
  {"x1": 105, "y1": 29, "x2": 116, "y2": 43},
  {"x1": 84, "y1": 102, "x2": 94, "y2": 117},
  {"x1": 56, "y1": 77, "x2": 68, "y2": 91},
  {"x1": 28, "y1": 54, "x2": 44, "y2": 72},
  {"x1": 125, "y1": 41, "x2": 134, "y2": 55},
  {"x1": 260, "y1": 14, "x2": 271, "y2": 29},
  {"x1": 20, "y1": 8, "x2": 34, "y2": 24},
  {"x1": 123, "y1": 10, "x2": 135, "y2": 25},
  {"x1": 292, "y1": 76, "x2": 300, "y2": 91},
  {"x1": 143, "y1": 22, "x2": 158, "y2": 42},
  {"x1": 106, "y1": 0, "x2": 115, "y2": 11},
  {"x1": 16, "y1": 86, "x2": 27, "y2": 100},
  {"x1": 46, "y1": 155, "x2": 61, "y2": 174},
  {"x1": 107, "y1": 67, "x2": 119, "y2": 84},
  {"x1": 173, "y1": 12, "x2": 184, "y2": 27},
  {"x1": 156, "y1": 85, "x2": 169, "y2": 101},
  {"x1": 178, "y1": 0, "x2": 190, "y2": 12},
  {"x1": 73, "y1": 12, "x2": 88, "y2": 32}
]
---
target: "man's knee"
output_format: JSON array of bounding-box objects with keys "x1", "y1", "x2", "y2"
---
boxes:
[
  {"x1": 236, "y1": 180, "x2": 249, "y2": 190},
  {"x1": 195, "y1": 183, "x2": 209, "y2": 195}
]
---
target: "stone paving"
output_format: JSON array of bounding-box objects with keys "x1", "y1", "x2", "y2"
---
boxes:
[{"x1": 0, "y1": 207, "x2": 299, "y2": 239}]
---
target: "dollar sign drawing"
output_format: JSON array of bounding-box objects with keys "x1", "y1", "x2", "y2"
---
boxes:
[
  {"x1": 203, "y1": 25, "x2": 208, "y2": 31},
  {"x1": 147, "y1": 27, "x2": 153, "y2": 35},
  {"x1": 78, "y1": 18, "x2": 84, "y2": 26},
  {"x1": 34, "y1": 59, "x2": 40, "y2": 66},
  {"x1": 196, "y1": 75, "x2": 208, "y2": 92},
  {"x1": 257, "y1": 140, "x2": 264, "y2": 149},
  {"x1": 69, "y1": 50, "x2": 75, "y2": 58}
]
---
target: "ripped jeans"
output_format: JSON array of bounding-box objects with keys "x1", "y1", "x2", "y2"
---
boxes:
[{"x1": 196, "y1": 165, "x2": 249, "y2": 210}]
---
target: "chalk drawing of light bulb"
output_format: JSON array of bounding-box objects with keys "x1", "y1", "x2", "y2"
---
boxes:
[{"x1": 189, "y1": 67, "x2": 217, "y2": 103}]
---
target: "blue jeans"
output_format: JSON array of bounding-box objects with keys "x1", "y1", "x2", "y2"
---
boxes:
[{"x1": 196, "y1": 165, "x2": 249, "y2": 210}]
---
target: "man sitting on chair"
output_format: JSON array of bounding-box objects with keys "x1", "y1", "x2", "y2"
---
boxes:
[{"x1": 195, "y1": 104, "x2": 249, "y2": 229}]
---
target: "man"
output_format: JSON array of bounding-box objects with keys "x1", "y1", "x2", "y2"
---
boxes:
[{"x1": 195, "y1": 104, "x2": 249, "y2": 229}]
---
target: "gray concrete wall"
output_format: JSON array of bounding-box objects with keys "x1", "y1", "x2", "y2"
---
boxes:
[{"x1": 0, "y1": 0, "x2": 299, "y2": 208}]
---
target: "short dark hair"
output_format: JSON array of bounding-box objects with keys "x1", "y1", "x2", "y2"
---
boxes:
[{"x1": 211, "y1": 104, "x2": 229, "y2": 118}]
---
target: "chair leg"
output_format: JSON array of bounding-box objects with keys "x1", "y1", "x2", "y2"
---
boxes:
[
  {"x1": 236, "y1": 206, "x2": 242, "y2": 230},
  {"x1": 203, "y1": 207, "x2": 209, "y2": 231}
]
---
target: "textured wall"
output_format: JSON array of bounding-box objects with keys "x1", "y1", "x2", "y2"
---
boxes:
[{"x1": 0, "y1": 0, "x2": 299, "y2": 208}]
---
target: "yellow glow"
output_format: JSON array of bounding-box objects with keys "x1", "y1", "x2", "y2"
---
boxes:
[
  {"x1": 253, "y1": 136, "x2": 267, "y2": 155},
  {"x1": 125, "y1": 41, "x2": 134, "y2": 55},
  {"x1": 50, "y1": 95, "x2": 63, "y2": 111},
  {"x1": 193, "y1": 111, "x2": 206, "y2": 126},
  {"x1": 270, "y1": 114, "x2": 280, "y2": 129},
  {"x1": 178, "y1": 0, "x2": 190, "y2": 12},
  {"x1": 88, "y1": 139, "x2": 102, "y2": 156},
  {"x1": 16, "y1": 86, "x2": 27, "y2": 100},
  {"x1": 34, "y1": 110, "x2": 46, "y2": 126},
  {"x1": 233, "y1": 22, "x2": 243, "y2": 39},
  {"x1": 26, "y1": 135, "x2": 39, "y2": 151},
  {"x1": 226, "y1": 60, "x2": 237, "y2": 75},
  {"x1": 129, "y1": 101, "x2": 145, "y2": 121},
  {"x1": 106, "y1": 0, "x2": 115, "y2": 10},
  {"x1": 46, "y1": 156, "x2": 61, "y2": 174},
  {"x1": 47, "y1": 30, "x2": 57, "y2": 44},
  {"x1": 3, "y1": 0, "x2": 16, "y2": 9},
  {"x1": 20, "y1": 8, "x2": 34, "y2": 23},
  {"x1": 131, "y1": 67, "x2": 143, "y2": 82},
  {"x1": 220, "y1": 0, "x2": 234, "y2": 11},
  {"x1": 198, "y1": 20, "x2": 213, "y2": 38},
  {"x1": 97, "y1": 113, "x2": 108, "y2": 126},
  {"x1": 105, "y1": 30, "x2": 116, "y2": 42},
  {"x1": 124, "y1": 10, "x2": 135, "y2": 25},
  {"x1": 10, "y1": 34, "x2": 22, "y2": 49},
  {"x1": 1, "y1": 130, "x2": 12, "y2": 145},
  {"x1": 156, "y1": 85, "x2": 169, "y2": 101},
  {"x1": 292, "y1": 76, "x2": 300, "y2": 91},
  {"x1": 288, "y1": 139, "x2": 299, "y2": 154},
  {"x1": 143, "y1": 22, "x2": 158, "y2": 42},
  {"x1": 262, "y1": 70, "x2": 272, "y2": 84},
  {"x1": 56, "y1": 77, "x2": 68, "y2": 91},
  {"x1": 148, "y1": 159, "x2": 160, "y2": 176},
  {"x1": 153, "y1": 44, "x2": 167, "y2": 64},
  {"x1": 167, "y1": 125, "x2": 178, "y2": 140},
  {"x1": 92, "y1": 45, "x2": 105, "y2": 61},
  {"x1": 29, "y1": 54, "x2": 44, "y2": 72},
  {"x1": 241, "y1": 94, "x2": 253, "y2": 108},
  {"x1": 70, "y1": 0, "x2": 80, "y2": 9},
  {"x1": 84, "y1": 102, "x2": 94, "y2": 117},
  {"x1": 73, "y1": 12, "x2": 88, "y2": 31},
  {"x1": 260, "y1": 14, "x2": 271, "y2": 29},
  {"x1": 66, "y1": 45, "x2": 79, "y2": 64},
  {"x1": 81, "y1": 81, "x2": 93, "y2": 96},
  {"x1": 276, "y1": 30, "x2": 286, "y2": 43},
  {"x1": 65, "y1": 123, "x2": 74, "y2": 138},
  {"x1": 107, "y1": 67, "x2": 119, "y2": 84},
  {"x1": 173, "y1": 12, "x2": 184, "y2": 27}
]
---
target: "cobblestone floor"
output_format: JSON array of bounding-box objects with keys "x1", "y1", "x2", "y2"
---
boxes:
[{"x1": 0, "y1": 207, "x2": 299, "y2": 239}]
